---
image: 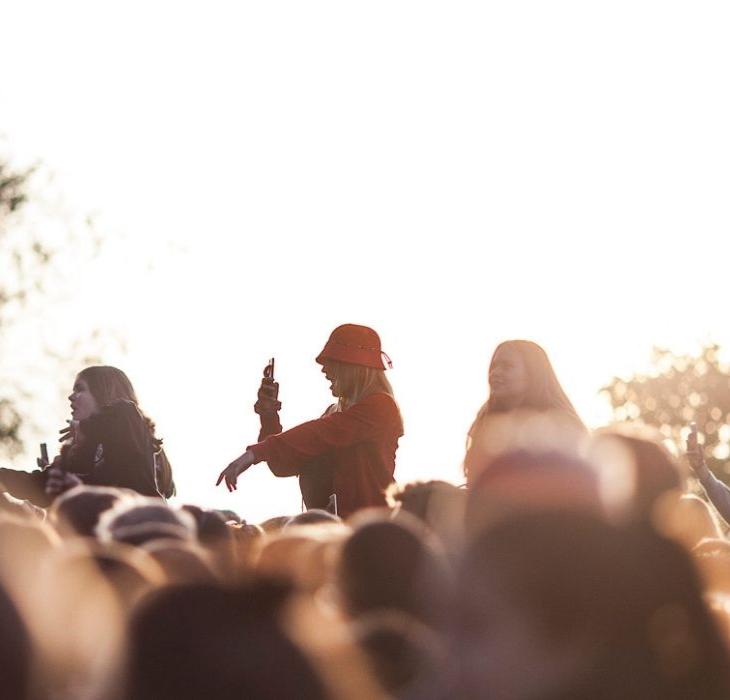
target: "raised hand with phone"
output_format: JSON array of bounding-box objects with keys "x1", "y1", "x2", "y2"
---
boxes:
[
  {"x1": 686, "y1": 422, "x2": 711, "y2": 480},
  {"x1": 254, "y1": 358, "x2": 281, "y2": 415},
  {"x1": 254, "y1": 358, "x2": 283, "y2": 440},
  {"x1": 686, "y1": 421, "x2": 730, "y2": 524},
  {"x1": 216, "y1": 325, "x2": 404, "y2": 518}
]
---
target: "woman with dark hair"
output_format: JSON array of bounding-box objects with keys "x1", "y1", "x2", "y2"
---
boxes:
[
  {"x1": 464, "y1": 340, "x2": 585, "y2": 482},
  {"x1": 217, "y1": 324, "x2": 404, "y2": 518},
  {"x1": 0, "y1": 366, "x2": 174, "y2": 505}
]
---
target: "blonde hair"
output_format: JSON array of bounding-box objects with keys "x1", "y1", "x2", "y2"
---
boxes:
[
  {"x1": 468, "y1": 340, "x2": 584, "y2": 445},
  {"x1": 329, "y1": 362, "x2": 396, "y2": 412}
]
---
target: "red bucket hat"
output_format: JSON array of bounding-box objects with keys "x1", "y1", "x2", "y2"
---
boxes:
[{"x1": 316, "y1": 324, "x2": 393, "y2": 370}]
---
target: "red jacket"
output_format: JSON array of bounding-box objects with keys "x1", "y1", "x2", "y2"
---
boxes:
[{"x1": 249, "y1": 393, "x2": 403, "y2": 518}]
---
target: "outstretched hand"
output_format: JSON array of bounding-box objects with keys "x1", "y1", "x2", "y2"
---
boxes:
[{"x1": 216, "y1": 450, "x2": 255, "y2": 492}]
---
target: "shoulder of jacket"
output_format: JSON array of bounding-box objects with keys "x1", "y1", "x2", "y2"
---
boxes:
[{"x1": 354, "y1": 392, "x2": 400, "y2": 414}]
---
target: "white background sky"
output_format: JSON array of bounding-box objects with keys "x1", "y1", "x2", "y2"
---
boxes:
[{"x1": 2, "y1": 1, "x2": 729, "y2": 521}]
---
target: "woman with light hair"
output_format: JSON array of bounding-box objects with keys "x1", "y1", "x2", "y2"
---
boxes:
[
  {"x1": 463, "y1": 340, "x2": 586, "y2": 483},
  {"x1": 217, "y1": 324, "x2": 403, "y2": 518}
]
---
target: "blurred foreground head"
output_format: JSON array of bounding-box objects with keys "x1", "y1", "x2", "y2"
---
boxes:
[
  {"x1": 589, "y1": 428, "x2": 686, "y2": 524},
  {"x1": 127, "y1": 580, "x2": 328, "y2": 700},
  {"x1": 466, "y1": 446, "x2": 603, "y2": 534},
  {"x1": 453, "y1": 511, "x2": 730, "y2": 700},
  {"x1": 97, "y1": 497, "x2": 196, "y2": 546},
  {"x1": 386, "y1": 480, "x2": 466, "y2": 550},
  {"x1": 337, "y1": 513, "x2": 451, "y2": 629},
  {"x1": 50, "y1": 485, "x2": 130, "y2": 538},
  {"x1": 0, "y1": 580, "x2": 31, "y2": 699},
  {"x1": 465, "y1": 408, "x2": 587, "y2": 486}
]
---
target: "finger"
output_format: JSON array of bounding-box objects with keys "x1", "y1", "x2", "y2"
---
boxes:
[{"x1": 216, "y1": 471, "x2": 226, "y2": 486}]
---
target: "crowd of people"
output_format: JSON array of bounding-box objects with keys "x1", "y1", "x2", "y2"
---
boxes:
[{"x1": 2, "y1": 323, "x2": 730, "y2": 699}]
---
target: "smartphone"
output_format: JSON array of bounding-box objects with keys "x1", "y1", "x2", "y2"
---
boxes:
[
  {"x1": 40, "y1": 442, "x2": 49, "y2": 467},
  {"x1": 264, "y1": 357, "x2": 275, "y2": 381}
]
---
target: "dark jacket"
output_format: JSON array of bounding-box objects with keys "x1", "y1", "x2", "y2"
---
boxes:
[{"x1": 0, "y1": 400, "x2": 174, "y2": 506}]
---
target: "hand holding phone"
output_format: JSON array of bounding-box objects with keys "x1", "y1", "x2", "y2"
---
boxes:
[
  {"x1": 254, "y1": 357, "x2": 281, "y2": 414},
  {"x1": 687, "y1": 422, "x2": 709, "y2": 477},
  {"x1": 37, "y1": 443, "x2": 49, "y2": 469}
]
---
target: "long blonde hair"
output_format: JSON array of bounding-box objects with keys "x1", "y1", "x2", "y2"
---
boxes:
[
  {"x1": 329, "y1": 362, "x2": 397, "y2": 412},
  {"x1": 468, "y1": 340, "x2": 584, "y2": 442}
]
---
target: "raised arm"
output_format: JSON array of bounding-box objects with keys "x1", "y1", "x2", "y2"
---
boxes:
[{"x1": 687, "y1": 426, "x2": 730, "y2": 525}]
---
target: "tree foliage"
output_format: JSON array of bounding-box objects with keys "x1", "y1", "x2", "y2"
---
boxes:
[
  {"x1": 0, "y1": 148, "x2": 106, "y2": 459},
  {"x1": 602, "y1": 344, "x2": 730, "y2": 482},
  {"x1": 0, "y1": 160, "x2": 35, "y2": 454}
]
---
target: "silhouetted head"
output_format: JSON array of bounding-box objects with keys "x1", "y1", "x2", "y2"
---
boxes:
[
  {"x1": 127, "y1": 581, "x2": 327, "y2": 700},
  {"x1": 352, "y1": 611, "x2": 443, "y2": 696},
  {"x1": 387, "y1": 480, "x2": 466, "y2": 548},
  {"x1": 453, "y1": 511, "x2": 730, "y2": 700},
  {"x1": 70, "y1": 366, "x2": 137, "y2": 421},
  {"x1": 285, "y1": 509, "x2": 341, "y2": 528},
  {"x1": 337, "y1": 514, "x2": 451, "y2": 628},
  {"x1": 466, "y1": 449, "x2": 603, "y2": 531},
  {"x1": 142, "y1": 539, "x2": 217, "y2": 584},
  {"x1": 97, "y1": 499, "x2": 196, "y2": 546},
  {"x1": 0, "y1": 581, "x2": 31, "y2": 699},
  {"x1": 316, "y1": 324, "x2": 398, "y2": 408},
  {"x1": 590, "y1": 430, "x2": 685, "y2": 523},
  {"x1": 51, "y1": 485, "x2": 130, "y2": 538}
]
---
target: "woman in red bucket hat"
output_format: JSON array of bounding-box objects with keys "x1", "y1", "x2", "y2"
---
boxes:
[{"x1": 217, "y1": 325, "x2": 403, "y2": 518}]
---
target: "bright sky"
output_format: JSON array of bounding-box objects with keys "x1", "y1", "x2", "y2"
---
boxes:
[{"x1": 2, "y1": 1, "x2": 729, "y2": 521}]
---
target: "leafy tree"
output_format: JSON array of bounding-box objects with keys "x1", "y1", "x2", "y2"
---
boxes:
[
  {"x1": 602, "y1": 344, "x2": 730, "y2": 483},
  {"x1": 0, "y1": 147, "x2": 106, "y2": 459},
  {"x1": 0, "y1": 159, "x2": 36, "y2": 454}
]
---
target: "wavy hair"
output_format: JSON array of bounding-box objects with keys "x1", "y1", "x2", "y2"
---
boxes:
[
  {"x1": 468, "y1": 340, "x2": 584, "y2": 442},
  {"x1": 73, "y1": 366, "x2": 174, "y2": 498}
]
